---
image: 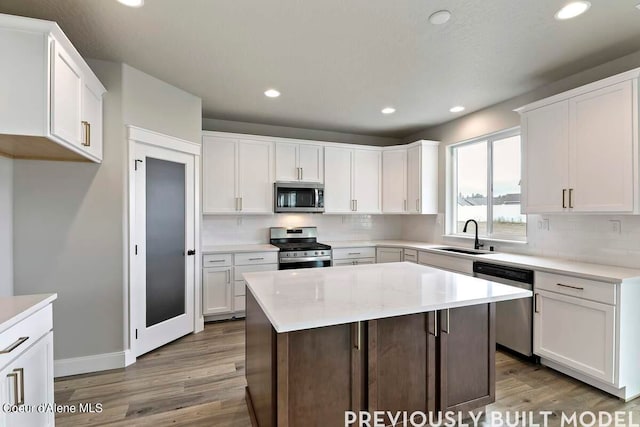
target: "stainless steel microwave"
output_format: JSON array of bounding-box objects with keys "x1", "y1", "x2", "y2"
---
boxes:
[{"x1": 274, "y1": 182, "x2": 324, "y2": 213}]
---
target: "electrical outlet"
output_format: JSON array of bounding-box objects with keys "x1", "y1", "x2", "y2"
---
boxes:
[
  {"x1": 538, "y1": 219, "x2": 550, "y2": 231},
  {"x1": 610, "y1": 220, "x2": 621, "y2": 234}
]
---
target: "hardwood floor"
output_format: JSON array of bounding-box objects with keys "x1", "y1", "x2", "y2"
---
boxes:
[{"x1": 55, "y1": 320, "x2": 639, "y2": 427}]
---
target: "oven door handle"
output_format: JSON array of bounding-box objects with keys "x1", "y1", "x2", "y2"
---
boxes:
[{"x1": 279, "y1": 256, "x2": 332, "y2": 264}]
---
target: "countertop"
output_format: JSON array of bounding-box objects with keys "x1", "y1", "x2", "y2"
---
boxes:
[
  {"x1": 244, "y1": 262, "x2": 531, "y2": 333},
  {"x1": 0, "y1": 294, "x2": 57, "y2": 334},
  {"x1": 202, "y1": 244, "x2": 278, "y2": 254},
  {"x1": 326, "y1": 240, "x2": 640, "y2": 283}
]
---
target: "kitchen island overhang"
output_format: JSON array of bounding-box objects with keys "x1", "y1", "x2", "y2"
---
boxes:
[{"x1": 243, "y1": 262, "x2": 532, "y2": 427}]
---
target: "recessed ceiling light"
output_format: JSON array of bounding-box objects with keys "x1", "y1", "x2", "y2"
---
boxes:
[
  {"x1": 381, "y1": 107, "x2": 396, "y2": 114},
  {"x1": 117, "y1": 0, "x2": 144, "y2": 7},
  {"x1": 555, "y1": 1, "x2": 591, "y2": 20},
  {"x1": 429, "y1": 10, "x2": 452, "y2": 25},
  {"x1": 449, "y1": 106, "x2": 465, "y2": 113},
  {"x1": 264, "y1": 89, "x2": 281, "y2": 98},
  {"x1": 636, "y1": 3, "x2": 640, "y2": 10}
]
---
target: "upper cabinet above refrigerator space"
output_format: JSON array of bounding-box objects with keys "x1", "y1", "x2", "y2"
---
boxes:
[{"x1": 0, "y1": 13, "x2": 106, "y2": 163}]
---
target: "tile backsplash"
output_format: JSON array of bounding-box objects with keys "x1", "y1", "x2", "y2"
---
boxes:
[
  {"x1": 402, "y1": 214, "x2": 640, "y2": 269},
  {"x1": 202, "y1": 214, "x2": 405, "y2": 246}
]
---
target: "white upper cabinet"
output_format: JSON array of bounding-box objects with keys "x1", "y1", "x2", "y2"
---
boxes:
[
  {"x1": 325, "y1": 146, "x2": 381, "y2": 214},
  {"x1": 382, "y1": 148, "x2": 408, "y2": 213},
  {"x1": 406, "y1": 140, "x2": 439, "y2": 214},
  {"x1": 0, "y1": 14, "x2": 106, "y2": 162},
  {"x1": 275, "y1": 141, "x2": 324, "y2": 183},
  {"x1": 202, "y1": 133, "x2": 273, "y2": 215},
  {"x1": 519, "y1": 69, "x2": 640, "y2": 214}
]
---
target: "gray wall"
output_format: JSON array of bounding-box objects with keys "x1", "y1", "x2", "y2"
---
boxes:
[
  {"x1": 13, "y1": 60, "x2": 202, "y2": 362},
  {"x1": 0, "y1": 156, "x2": 12, "y2": 297},
  {"x1": 203, "y1": 118, "x2": 401, "y2": 146}
]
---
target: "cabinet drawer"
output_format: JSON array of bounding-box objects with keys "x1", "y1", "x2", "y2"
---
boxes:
[
  {"x1": 332, "y1": 247, "x2": 376, "y2": 260},
  {"x1": 234, "y1": 281, "x2": 246, "y2": 297},
  {"x1": 203, "y1": 253, "x2": 233, "y2": 267},
  {"x1": 535, "y1": 272, "x2": 616, "y2": 305},
  {"x1": 332, "y1": 258, "x2": 376, "y2": 266},
  {"x1": 418, "y1": 251, "x2": 472, "y2": 275},
  {"x1": 234, "y1": 263, "x2": 278, "y2": 282},
  {"x1": 376, "y1": 247, "x2": 403, "y2": 263},
  {"x1": 0, "y1": 305, "x2": 52, "y2": 370},
  {"x1": 403, "y1": 249, "x2": 418, "y2": 262},
  {"x1": 234, "y1": 295, "x2": 246, "y2": 312},
  {"x1": 234, "y1": 252, "x2": 278, "y2": 266}
]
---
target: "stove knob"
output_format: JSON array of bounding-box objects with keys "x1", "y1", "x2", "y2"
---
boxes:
[
  {"x1": 293, "y1": 253, "x2": 297, "y2": 257},
  {"x1": 315, "y1": 251, "x2": 319, "y2": 255},
  {"x1": 320, "y1": 251, "x2": 324, "y2": 255},
  {"x1": 304, "y1": 252, "x2": 308, "y2": 256}
]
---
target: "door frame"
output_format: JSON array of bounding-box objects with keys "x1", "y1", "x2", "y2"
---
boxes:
[{"x1": 126, "y1": 125, "x2": 203, "y2": 365}]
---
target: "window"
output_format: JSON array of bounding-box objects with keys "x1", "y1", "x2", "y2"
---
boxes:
[{"x1": 450, "y1": 129, "x2": 526, "y2": 241}]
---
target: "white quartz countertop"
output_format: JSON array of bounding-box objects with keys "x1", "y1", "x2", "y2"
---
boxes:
[
  {"x1": 244, "y1": 262, "x2": 531, "y2": 333},
  {"x1": 202, "y1": 244, "x2": 279, "y2": 254},
  {"x1": 326, "y1": 240, "x2": 640, "y2": 282},
  {"x1": 0, "y1": 294, "x2": 57, "y2": 334}
]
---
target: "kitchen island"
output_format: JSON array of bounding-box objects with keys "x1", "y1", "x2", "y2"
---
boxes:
[{"x1": 243, "y1": 262, "x2": 531, "y2": 427}]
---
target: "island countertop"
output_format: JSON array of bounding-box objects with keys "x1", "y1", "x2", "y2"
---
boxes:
[{"x1": 243, "y1": 262, "x2": 531, "y2": 333}]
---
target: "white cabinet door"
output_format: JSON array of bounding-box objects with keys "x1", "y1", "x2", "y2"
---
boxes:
[
  {"x1": 376, "y1": 247, "x2": 402, "y2": 263},
  {"x1": 298, "y1": 144, "x2": 324, "y2": 183},
  {"x1": 237, "y1": 139, "x2": 273, "y2": 213},
  {"x1": 202, "y1": 136, "x2": 237, "y2": 214},
  {"x1": 569, "y1": 81, "x2": 634, "y2": 213},
  {"x1": 50, "y1": 39, "x2": 83, "y2": 148},
  {"x1": 522, "y1": 101, "x2": 569, "y2": 213},
  {"x1": 534, "y1": 289, "x2": 615, "y2": 384},
  {"x1": 1, "y1": 332, "x2": 54, "y2": 427},
  {"x1": 382, "y1": 149, "x2": 407, "y2": 213},
  {"x1": 275, "y1": 142, "x2": 298, "y2": 182},
  {"x1": 81, "y1": 81, "x2": 103, "y2": 161},
  {"x1": 353, "y1": 149, "x2": 381, "y2": 213},
  {"x1": 203, "y1": 267, "x2": 233, "y2": 315},
  {"x1": 324, "y1": 147, "x2": 353, "y2": 213},
  {"x1": 407, "y1": 145, "x2": 421, "y2": 213}
]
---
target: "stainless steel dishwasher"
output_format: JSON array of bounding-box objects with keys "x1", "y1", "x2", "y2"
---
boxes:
[{"x1": 473, "y1": 261, "x2": 534, "y2": 357}]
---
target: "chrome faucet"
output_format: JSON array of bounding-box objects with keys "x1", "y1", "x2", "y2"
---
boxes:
[{"x1": 462, "y1": 219, "x2": 484, "y2": 250}]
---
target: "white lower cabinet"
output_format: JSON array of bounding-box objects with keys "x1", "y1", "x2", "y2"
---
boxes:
[
  {"x1": 534, "y1": 289, "x2": 615, "y2": 383},
  {"x1": 233, "y1": 262, "x2": 278, "y2": 318},
  {"x1": 1, "y1": 332, "x2": 54, "y2": 427},
  {"x1": 332, "y1": 247, "x2": 376, "y2": 266},
  {"x1": 203, "y1": 266, "x2": 233, "y2": 316},
  {"x1": 403, "y1": 249, "x2": 418, "y2": 263},
  {"x1": 376, "y1": 247, "x2": 402, "y2": 263}
]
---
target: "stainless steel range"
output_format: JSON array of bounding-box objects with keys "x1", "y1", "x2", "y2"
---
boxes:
[{"x1": 270, "y1": 227, "x2": 332, "y2": 270}]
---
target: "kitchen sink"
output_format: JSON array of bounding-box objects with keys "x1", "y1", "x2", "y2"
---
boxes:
[{"x1": 432, "y1": 246, "x2": 492, "y2": 256}]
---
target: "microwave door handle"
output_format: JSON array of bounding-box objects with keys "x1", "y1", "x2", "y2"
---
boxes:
[{"x1": 315, "y1": 189, "x2": 319, "y2": 209}]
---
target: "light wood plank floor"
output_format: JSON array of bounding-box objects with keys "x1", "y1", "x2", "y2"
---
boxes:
[{"x1": 54, "y1": 320, "x2": 639, "y2": 426}]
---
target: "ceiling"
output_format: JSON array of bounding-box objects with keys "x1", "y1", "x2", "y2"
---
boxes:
[{"x1": 2, "y1": 1, "x2": 640, "y2": 137}]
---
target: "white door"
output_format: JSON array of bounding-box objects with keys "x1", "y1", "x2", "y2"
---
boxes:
[
  {"x1": 298, "y1": 144, "x2": 324, "y2": 183},
  {"x1": 202, "y1": 267, "x2": 233, "y2": 315},
  {"x1": 275, "y1": 142, "x2": 298, "y2": 182},
  {"x1": 522, "y1": 101, "x2": 569, "y2": 213},
  {"x1": 50, "y1": 39, "x2": 83, "y2": 148},
  {"x1": 569, "y1": 81, "x2": 634, "y2": 213},
  {"x1": 133, "y1": 143, "x2": 196, "y2": 357},
  {"x1": 534, "y1": 289, "x2": 615, "y2": 383},
  {"x1": 324, "y1": 147, "x2": 353, "y2": 213},
  {"x1": 237, "y1": 139, "x2": 273, "y2": 213},
  {"x1": 81, "y1": 81, "x2": 103, "y2": 161},
  {"x1": 407, "y1": 145, "x2": 421, "y2": 213},
  {"x1": 382, "y1": 148, "x2": 407, "y2": 213},
  {"x1": 353, "y1": 149, "x2": 381, "y2": 213},
  {"x1": 202, "y1": 136, "x2": 237, "y2": 214}
]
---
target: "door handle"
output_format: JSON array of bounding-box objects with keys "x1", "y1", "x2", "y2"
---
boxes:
[
  {"x1": 187, "y1": 249, "x2": 196, "y2": 256},
  {"x1": 562, "y1": 189, "x2": 567, "y2": 208}
]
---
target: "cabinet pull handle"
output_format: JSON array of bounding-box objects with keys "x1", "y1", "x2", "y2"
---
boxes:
[
  {"x1": 354, "y1": 321, "x2": 362, "y2": 350},
  {"x1": 562, "y1": 189, "x2": 567, "y2": 208},
  {"x1": 348, "y1": 252, "x2": 361, "y2": 255},
  {"x1": 240, "y1": 197, "x2": 243, "y2": 211},
  {"x1": 0, "y1": 337, "x2": 29, "y2": 354},
  {"x1": 81, "y1": 121, "x2": 90, "y2": 146},
  {"x1": 556, "y1": 283, "x2": 584, "y2": 291},
  {"x1": 569, "y1": 189, "x2": 574, "y2": 209},
  {"x1": 87, "y1": 122, "x2": 91, "y2": 147},
  {"x1": 14, "y1": 368, "x2": 24, "y2": 405},
  {"x1": 296, "y1": 167, "x2": 300, "y2": 180},
  {"x1": 443, "y1": 309, "x2": 450, "y2": 334},
  {"x1": 300, "y1": 167, "x2": 303, "y2": 180},
  {"x1": 235, "y1": 197, "x2": 238, "y2": 211},
  {"x1": 534, "y1": 293, "x2": 540, "y2": 313},
  {"x1": 7, "y1": 372, "x2": 19, "y2": 406},
  {"x1": 248, "y1": 257, "x2": 264, "y2": 261},
  {"x1": 428, "y1": 312, "x2": 438, "y2": 337},
  {"x1": 208, "y1": 259, "x2": 225, "y2": 263}
]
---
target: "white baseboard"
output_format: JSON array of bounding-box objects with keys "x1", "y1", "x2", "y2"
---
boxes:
[{"x1": 54, "y1": 351, "x2": 128, "y2": 378}]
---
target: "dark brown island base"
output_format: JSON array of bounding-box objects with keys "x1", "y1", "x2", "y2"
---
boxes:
[{"x1": 245, "y1": 290, "x2": 496, "y2": 427}]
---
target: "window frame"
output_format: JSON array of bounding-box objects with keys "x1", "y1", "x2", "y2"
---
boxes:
[{"x1": 447, "y1": 127, "x2": 526, "y2": 243}]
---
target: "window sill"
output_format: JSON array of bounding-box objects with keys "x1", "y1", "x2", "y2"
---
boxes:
[{"x1": 442, "y1": 234, "x2": 528, "y2": 246}]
